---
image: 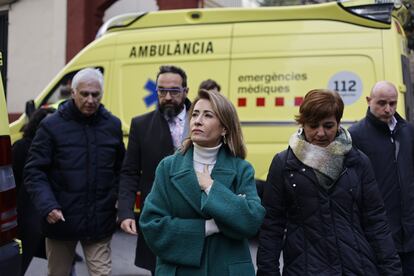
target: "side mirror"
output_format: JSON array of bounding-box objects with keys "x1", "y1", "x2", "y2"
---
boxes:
[{"x1": 25, "y1": 99, "x2": 35, "y2": 118}]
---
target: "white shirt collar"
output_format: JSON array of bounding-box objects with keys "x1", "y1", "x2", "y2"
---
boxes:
[
  {"x1": 176, "y1": 106, "x2": 186, "y2": 122},
  {"x1": 388, "y1": 116, "x2": 397, "y2": 131},
  {"x1": 166, "y1": 106, "x2": 187, "y2": 127}
]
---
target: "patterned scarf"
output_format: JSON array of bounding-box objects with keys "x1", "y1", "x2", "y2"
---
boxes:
[{"x1": 289, "y1": 127, "x2": 352, "y2": 190}]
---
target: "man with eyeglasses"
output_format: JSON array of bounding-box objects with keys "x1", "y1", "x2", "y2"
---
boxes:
[
  {"x1": 24, "y1": 68, "x2": 125, "y2": 276},
  {"x1": 118, "y1": 65, "x2": 191, "y2": 274}
]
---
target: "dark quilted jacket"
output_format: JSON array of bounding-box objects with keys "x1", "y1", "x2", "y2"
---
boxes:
[
  {"x1": 257, "y1": 147, "x2": 401, "y2": 276},
  {"x1": 24, "y1": 100, "x2": 125, "y2": 241}
]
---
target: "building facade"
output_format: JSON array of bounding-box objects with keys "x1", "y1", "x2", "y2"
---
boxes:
[{"x1": 1, "y1": 0, "x2": 255, "y2": 121}]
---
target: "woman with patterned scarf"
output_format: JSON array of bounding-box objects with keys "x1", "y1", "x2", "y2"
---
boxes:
[{"x1": 257, "y1": 89, "x2": 401, "y2": 276}]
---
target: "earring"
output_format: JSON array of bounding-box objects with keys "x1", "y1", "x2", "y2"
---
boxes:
[{"x1": 223, "y1": 134, "x2": 227, "y2": 144}]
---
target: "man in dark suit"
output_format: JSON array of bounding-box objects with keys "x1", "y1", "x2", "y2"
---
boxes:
[
  {"x1": 118, "y1": 65, "x2": 191, "y2": 274},
  {"x1": 349, "y1": 81, "x2": 414, "y2": 275}
]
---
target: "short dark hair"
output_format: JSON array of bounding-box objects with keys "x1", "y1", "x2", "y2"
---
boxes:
[
  {"x1": 198, "y1": 79, "x2": 221, "y2": 92},
  {"x1": 23, "y1": 108, "x2": 56, "y2": 139},
  {"x1": 295, "y1": 89, "x2": 344, "y2": 125},
  {"x1": 156, "y1": 65, "x2": 187, "y2": 88}
]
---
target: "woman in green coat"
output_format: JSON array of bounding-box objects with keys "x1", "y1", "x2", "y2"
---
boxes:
[{"x1": 139, "y1": 89, "x2": 265, "y2": 276}]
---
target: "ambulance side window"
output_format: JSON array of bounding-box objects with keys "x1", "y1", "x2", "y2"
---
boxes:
[
  {"x1": 42, "y1": 67, "x2": 104, "y2": 107},
  {"x1": 44, "y1": 74, "x2": 74, "y2": 105}
]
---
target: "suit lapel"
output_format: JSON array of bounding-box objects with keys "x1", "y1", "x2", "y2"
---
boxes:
[{"x1": 153, "y1": 109, "x2": 174, "y2": 154}]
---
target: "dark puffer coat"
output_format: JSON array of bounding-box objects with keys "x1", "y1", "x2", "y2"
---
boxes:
[
  {"x1": 24, "y1": 100, "x2": 125, "y2": 241},
  {"x1": 257, "y1": 147, "x2": 401, "y2": 276}
]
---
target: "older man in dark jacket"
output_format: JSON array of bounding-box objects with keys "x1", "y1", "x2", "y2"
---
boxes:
[
  {"x1": 24, "y1": 68, "x2": 125, "y2": 276},
  {"x1": 349, "y1": 80, "x2": 414, "y2": 275}
]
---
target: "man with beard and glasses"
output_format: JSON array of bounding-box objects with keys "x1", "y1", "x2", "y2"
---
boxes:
[{"x1": 118, "y1": 65, "x2": 191, "y2": 275}]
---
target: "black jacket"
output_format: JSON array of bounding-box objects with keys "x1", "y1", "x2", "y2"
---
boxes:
[
  {"x1": 24, "y1": 100, "x2": 125, "y2": 241},
  {"x1": 117, "y1": 99, "x2": 191, "y2": 271},
  {"x1": 257, "y1": 147, "x2": 401, "y2": 276},
  {"x1": 13, "y1": 137, "x2": 33, "y2": 214},
  {"x1": 13, "y1": 137, "x2": 47, "y2": 274},
  {"x1": 349, "y1": 110, "x2": 414, "y2": 253}
]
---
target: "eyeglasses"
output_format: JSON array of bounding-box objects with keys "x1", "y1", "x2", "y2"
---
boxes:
[{"x1": 157, "y1": 87, "x2": 186, "y2": 97}]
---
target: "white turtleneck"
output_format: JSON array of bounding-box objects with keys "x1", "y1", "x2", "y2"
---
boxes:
[
  {"x1": 193, "y1": 142, "x2": 221, "y2": 176},
  {"x1": 193, "y1": 142, "x2": 222, "y2": 237}
]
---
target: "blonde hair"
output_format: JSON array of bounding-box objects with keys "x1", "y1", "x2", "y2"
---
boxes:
[{"x1": 181, "y1": 89, "x2": 246, "y2": 159}]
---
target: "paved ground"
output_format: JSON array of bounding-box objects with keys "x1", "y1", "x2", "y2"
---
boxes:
[
  {"x1": 25, "y1": 230, "x2": 151, "y2": 276},
  {"x1": 25, "y1": 230, "x2": 262, "y2": 276}
]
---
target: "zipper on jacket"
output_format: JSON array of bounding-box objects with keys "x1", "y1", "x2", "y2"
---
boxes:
[
  {"x1": 329, "y1": 168, "x2": 348, "y2": 274},
  {"x1": 291, "y1": 170, "x2": 309, "y2": 275}
]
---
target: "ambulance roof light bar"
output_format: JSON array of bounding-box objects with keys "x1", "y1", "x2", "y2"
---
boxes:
[
  {"x1": 96, "y1": 13, "x2": 145, "y2": 39},
  {"x1": 344, "y1": 2, "x2": 395, "y2": 23},
  {"x1": 341, "y1": 0, "x2": 413, "y2": 27}
]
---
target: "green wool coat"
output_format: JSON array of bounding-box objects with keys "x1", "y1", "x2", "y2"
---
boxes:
[{"x1": 139, "y1": 146, "x2": 265, "y2": 276}]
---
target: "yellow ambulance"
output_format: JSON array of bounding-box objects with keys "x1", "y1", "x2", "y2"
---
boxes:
[{"x1": 9, "y1": 0, "x2": 414, "y2": 181}]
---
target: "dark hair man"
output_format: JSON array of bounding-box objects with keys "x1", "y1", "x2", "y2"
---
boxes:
[
  {"x1": 118, "y1": 65, "x2": 191, "y2": 274},
  {"x1": 198, "y1": 78, "x2": 221, "y2": 92}
]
